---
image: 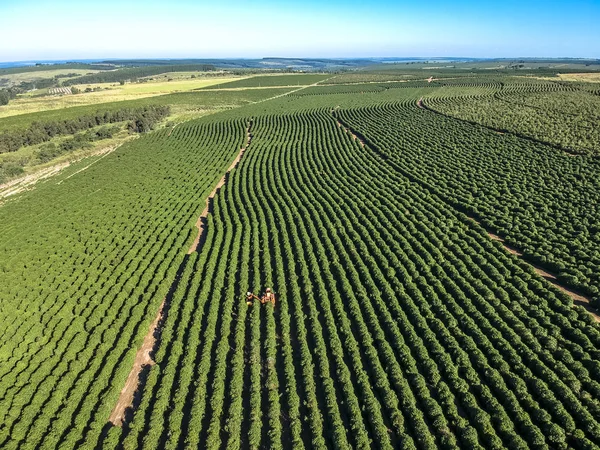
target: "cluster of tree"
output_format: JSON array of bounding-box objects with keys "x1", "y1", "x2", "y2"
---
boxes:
[
  {"x1": 83, "y1": 86, "x2": 106, "y2": 92},
  {"x1": 0, "y1": 87, "x2": 19, "y2": 105},
  {"x1": 0, "y1": 70, "x2": 110, "y2": 102},
  {"x1": 53, "y1": 72, "x2": 84, "y2": 79},
  {"x1": 17, "y1": 78, "x2": 57, "y2": 91},
  {"x1": 0, "y1": 126, "x2": 122, "y2": 183},
  {"x1": 0, "y1": 105, "x2": 170, "y2": 153},
  {"x1": 15, "y1": 72, "x2": 87, "y2": 92},
  {"x1": 1, "y1": 82, "x2": 69, "y2": 105},
  {"x1": 0, "y1": 90, "x2": 9, "y2": 106},
  {"x1": 35, "y1": 125, "x2": 121, "y2": 163},
  {"x1": 62, "y1": 64, "x2": 216, "y2": 86},
  {"x1": 0, "y1": 160, "x2": 25, "y2": 182},
  {"x1": 126, "y1": 106, "x2": 170, "y2": 133}
]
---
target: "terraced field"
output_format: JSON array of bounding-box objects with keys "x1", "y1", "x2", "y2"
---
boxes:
[{"x1": 1, "y1": 72, "x2": 600, "y2": 449}]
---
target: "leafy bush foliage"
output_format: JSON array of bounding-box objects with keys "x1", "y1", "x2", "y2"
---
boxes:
[{"x1": 0, "y1": 105, "x2": 170, "y2": 153}]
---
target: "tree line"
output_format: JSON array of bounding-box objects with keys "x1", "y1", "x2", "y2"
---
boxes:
[
  {"x1": 0, "y1": 88, "x2": 19, "y2": 106},
  {"x1": 35, "y1": 125, "x2": 122, "y2": 163},
  {"x1": 0, "y1": 105, "x2": 170, "y2": 154}
]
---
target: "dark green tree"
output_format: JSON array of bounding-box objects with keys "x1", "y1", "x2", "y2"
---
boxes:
[{"x1": 0, "y1": 90, "x2": 9, "y2": 106}]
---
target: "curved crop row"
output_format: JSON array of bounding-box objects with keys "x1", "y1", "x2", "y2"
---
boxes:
[{"x1": 105, "y1": 106, "x2": 600, "y2": 449}]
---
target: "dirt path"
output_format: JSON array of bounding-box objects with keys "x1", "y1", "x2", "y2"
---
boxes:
[
  {"x1": 108, "y1": 122, "x2": 254, "y2": 427},
  {"x1": 188, "y1": 122, "x2": 253, "y2": 254},
  {"x1": 334, "y1": 112, "x2": 600, "y2": 323},
  {"x1": 252, "y1": 76, "x2": 336, "y2": 104},
  {"x1": 333, "y1": 113, "x2": 365, "y2": 148},
  {"x1": 168, "y1": 123, "x2": 179, "y2": 137},
  {"x1": 468, "y1": 218, "x2": 600, "y2": 321},
  {"x1": 1, "y1": 164, "x2": 69, "y2": 200},
  {"x1": 107, "y1": 84, "x2": 323, "y2": 428},
  {"x1": 108, "y1": 299, "x2": 165, "y2": 426}
]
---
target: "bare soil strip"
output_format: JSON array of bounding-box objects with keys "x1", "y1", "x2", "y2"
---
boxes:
[
  {"x1": 1, "y1": 165, "x2": 69, "y2": 200},
  {"x1": 57, "y1": 143, "x2": 124, "y2": 185},
  {"x1": 188, "y1": 122, "x2": 253, "y2": 254},
  {"x1": 334, "y1": 114, "x2": 365, "y2": 148},
  {"x1": 108, "y1": 299, "x2": 165, "y2": 425},
  {"x1": 335, "y1": 109, "x2": 600, "y2": 323},
  {"x1": 108, "y1": 122, "x2": 253, "y2": 427},
  {"x1": 168, "y1": 123, "x2": 179, "y2": 137},
  {"x1": 468, "y1": 218, "x2": 600, "y2": 322}
]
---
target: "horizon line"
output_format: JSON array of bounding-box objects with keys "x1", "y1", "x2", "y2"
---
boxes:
[{"x1": 2, "y1": 55, "x2": 600, "y2": 65}]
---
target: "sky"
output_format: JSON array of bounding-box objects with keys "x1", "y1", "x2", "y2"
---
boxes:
[{"x1": 0, "y1": 0, "x2": 599, "y2": 62}]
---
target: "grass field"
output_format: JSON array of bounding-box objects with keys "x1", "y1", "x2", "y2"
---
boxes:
[
  {"x1": 0, "y1": 87, "x2": 295, "y2": 132},
  {"x1": 2, "y1": 68, "x2": 600, "y2": 449},
  {"x1": 556, "y1": 72, "x2": 600, "y2": 82},
  {"x1": 0, "y1": 76, "x2": 244, "y2": 118},
  {"x1": 200, "y1": 73, "x2": 331, "y2": 89},
  {"x1": 0, "y1": 69, "x2": 101, "y2": 88}
]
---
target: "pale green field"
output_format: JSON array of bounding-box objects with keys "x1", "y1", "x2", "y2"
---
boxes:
[
  {"x1": 138, "y1": 71, "x2": 229, "y2": 80},
  {"x1": 557, "y1": 73, "x2": 600, "y2": 82},
  {"x1": 72, "y1": 76, "x2": 248, "y2": 94},
  {"x1": 0, "y1": 76, "x2": 245, "y2": 118},
  {"x1": 535, "y1": 73, "x2": 600, "y2": 83}
]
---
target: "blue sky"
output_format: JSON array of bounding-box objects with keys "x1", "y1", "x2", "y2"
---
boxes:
[{"x1": 1, "y1": 0, "x2": 599, "y2": 62}]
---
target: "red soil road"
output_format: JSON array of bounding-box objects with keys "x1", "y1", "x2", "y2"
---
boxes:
[
  {"x1": 108, "y1": 299, "x2": 165, "y2": 425},
  {"x1": 108, "y1": 122, "x2": 253, "y2": 427}
]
